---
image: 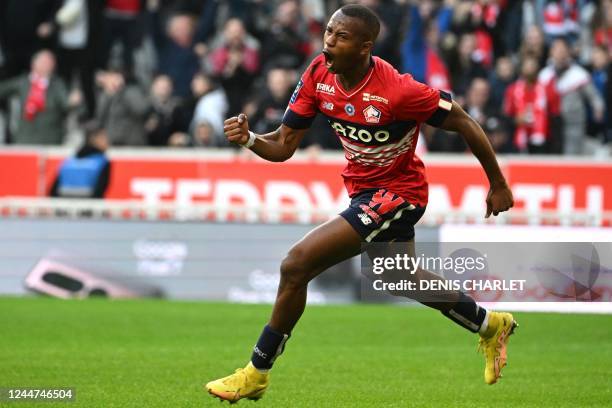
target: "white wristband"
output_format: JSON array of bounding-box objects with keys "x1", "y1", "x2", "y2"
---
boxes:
[{"x1": 243, "y1": 131, "x2": 256, "y2": 149}]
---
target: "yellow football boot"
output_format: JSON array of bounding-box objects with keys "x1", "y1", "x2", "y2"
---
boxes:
[
  {"x1": 205, "y1": 362, "x2": 269, "y2": 403},
  {"x1": 478, "y1": 312, "x2": 518, "y2": 385}
]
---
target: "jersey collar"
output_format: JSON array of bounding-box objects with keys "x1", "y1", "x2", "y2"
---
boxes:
[{"x1": 334, "y1": 57, "x2": 376, "y2": 99}]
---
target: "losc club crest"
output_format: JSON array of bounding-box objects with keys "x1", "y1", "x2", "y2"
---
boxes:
[{"x1": 363, "y1": 105, "x2": 381, "y2": 124}]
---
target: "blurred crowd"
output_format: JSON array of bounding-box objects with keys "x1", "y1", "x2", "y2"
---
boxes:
[{"x1": 0, "y1": 0, "x2": 610, "y2": 156}]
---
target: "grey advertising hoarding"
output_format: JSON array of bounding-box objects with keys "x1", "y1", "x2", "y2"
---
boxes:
[{"x1": 0, "y1": 218, "x2": 439, "y2": 303}]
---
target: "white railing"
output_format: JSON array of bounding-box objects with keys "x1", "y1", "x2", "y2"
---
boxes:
[{"x1": 0, "y1": 197, "x2": 610, "y2": 227}]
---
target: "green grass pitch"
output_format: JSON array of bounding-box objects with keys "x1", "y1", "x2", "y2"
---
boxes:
[{"x1": 1, "y1": 297, "x2": 611, "y2": 407}]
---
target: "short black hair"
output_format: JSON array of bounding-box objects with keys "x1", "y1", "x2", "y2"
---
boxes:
[
  {"x1": 339, "y1": 4, "x2": 380, "y2": 42},
  {"x1": 83, "y1": 120, "x2": 105, "y2": 140}
]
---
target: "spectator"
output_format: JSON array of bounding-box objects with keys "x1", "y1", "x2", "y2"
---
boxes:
[
  {"x1": 156, "y1": 0, "x2": 216, "y2": 38},
  {"x1": 401, "y1": 1, "x2": 451, "y2": 91},
  {"x1": 208, "y1": 18, "x2": 260, "y2": 116},
  {"x1": 358, "y1": 0, "x2": 404, "y2": 69},
  {"x1": 0, "y1": 0, "x2": 609, "y2": 156},
  {"x1": 504, "y1": 55, "x2": 549, "y2": 153},
  {"x1": 50, "y1": 121, "x2": 110, "y2": 198},
  {"x1": 55, "y1": 0, "x2": 104, "y2": 119},
  {"x1": 483, "y1": 115, "x2": 513, "y2": 153},
  {"x1": 519, "y1": 25, "x2": 549, "y2": 68},
  {"x1": 489, "y1": 56, "x2": 516, "y2": 108},
  {"x1": 101, "y1": 0, "x2": 143, "y2": 73},
  {"x1": 248, "y1": 68, "x2": 294, "y2": 134},
  {"x1": 447, "y1": 33, "x2": 488, "y2": 100},
  {"x1": 577, "y1": 0, "x2": 597, "y2": 65},
  {"x1": 500, "y1": 0, "x2": 525, "y2": 55},
  {"x1": 214, "y1": 0, "x2": 271, "y2": 39},
  {"x1": 95, "y1": 67, "x2": 150, "y2": 146},
  {"x1": 428, "y1": 77, "x2": 501, "y2": 154},
  {"x1": 464, "y1": 0, "x2": 506, "y2": 64},
  {"x1": 190, "y1": 73, "x2": 228, "y2": 147},
  {"x1": 148, "y1": 4, "x2": 203, "y2": 97},
  {"x1": 593, "y1": 0, "x2": 612, "y2": 54},
  {"x1": 588, "y1": 45, "x2": 609, "y2": 139},
  {"x1": 464, "y1": 77, "x2": 497, "y2": 128},
  {"x1": 540, "y1": 0, "x2": 581, "y2": 45},
  {"x1": 261, "y1": 0, "x2": 310, "y2": 70},
  {"x1": 0, "y1": 50, "x2": 80, "y2": 145},
  {"x1": 145, "y1": 74, "x2": 182, "y2": 146},
  {"x1": 0, "y1": 0, "x2": 60, "y2": 78},
  {"x1": 538, "y1": 38, "x2": 605, "y2": 154},
  {"x1": 167, "y1": 71, "x2": 219, "y2": 147}
]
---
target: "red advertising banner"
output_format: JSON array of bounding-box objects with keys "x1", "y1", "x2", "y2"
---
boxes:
[
  {"x1": 0, "y1": 152, "x2": 40, "y2": 197},
  {"x1": 507, "y1": 162, "x2": 612, "y2": 216},
  {"x1": 2, "y1": 150, "x2": 611, "y2": 224}
]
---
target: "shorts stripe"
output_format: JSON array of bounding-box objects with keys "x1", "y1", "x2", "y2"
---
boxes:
[{"x1": 364, "y1": 203, "x2": 416, "y2": 243}]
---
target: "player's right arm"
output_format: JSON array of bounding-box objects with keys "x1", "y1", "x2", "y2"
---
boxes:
[
  {"x1": 225, "y1": 57, "x2": 321, "y2": 162},
  {"x1": 224, "y1": 115, "x2": 307, "y2": 162}
]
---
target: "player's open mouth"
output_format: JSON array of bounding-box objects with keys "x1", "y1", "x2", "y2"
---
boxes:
[{"x1": 322, "y1": 49, "x2": 334, "y2": 69}]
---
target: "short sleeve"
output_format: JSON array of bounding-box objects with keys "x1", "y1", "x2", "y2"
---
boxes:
[
  {"x1": 282, "y1": 60, "x2": 319, "y2": 129},
  {"x1": 394, "y1": 74, "x2": 453, "y2": 127}
]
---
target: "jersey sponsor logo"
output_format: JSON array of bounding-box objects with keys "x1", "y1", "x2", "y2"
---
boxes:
[
  {"x1": 358, "y1": 212, "x2": 372, "y2": 225},
  {"x1": 321, "y1": 101, "x2": 334, "y2": 111},
  {"x1": 337, "y1": 126, "x2": 416, "y2": 167},
  {"x1": 290, "y1": 79, "x2": 303, "y2": 104},
  {"x1": 362, "y1": 93, "x2": 389, "y2": 104},
  {"x1": 345, "y1": 103, "x2": 355, "y2": 116},
  {"x1": 316, "y1": 83, "x2": 335, "y2": 95},
  {"x1": 330, "y1": 121, "x2": 391, "y2": 144},
  {"x1": 363, "y1": 105, "x2": 382, "y2": 124}
]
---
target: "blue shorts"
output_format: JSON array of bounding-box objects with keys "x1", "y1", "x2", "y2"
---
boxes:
[{"x1": 340, "y1": 188, "x2": 426, "y2": 243}]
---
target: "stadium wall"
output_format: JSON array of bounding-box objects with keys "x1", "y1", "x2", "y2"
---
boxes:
[{"x1": 0, "y1": 148, "x2": 611, "y2": 225}]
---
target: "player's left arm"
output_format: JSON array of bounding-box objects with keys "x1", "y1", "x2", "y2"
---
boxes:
[{"x1": 438, "y1": 101, "x2": 514, "y2": 218}]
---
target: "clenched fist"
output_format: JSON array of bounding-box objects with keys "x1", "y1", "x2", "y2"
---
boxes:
[
  {"x1": 485, "y1": 182, "x2": 514, "y2": 218},
  {"x1": 224, "y1": 113, "x2": 250, "y2": 145}
]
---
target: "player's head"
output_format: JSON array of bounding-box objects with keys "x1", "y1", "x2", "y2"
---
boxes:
[{"x1": 322, "y1": 5, "x2": 380, "y2": 74}]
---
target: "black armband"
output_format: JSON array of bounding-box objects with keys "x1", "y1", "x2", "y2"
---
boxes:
[
  {"x1": 425, "y1": 90, "x2": 453, "y2": 127},
  {"x1": 282, "y1": 108, "x2": 315, "y2": 129}
]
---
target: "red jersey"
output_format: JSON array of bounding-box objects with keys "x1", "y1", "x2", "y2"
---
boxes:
[
  {"x1": 503, "y1": 79, "x2": 548, "y2": 151},
  {"x1": 283, "y1": 54, "x2": 452, "y2": 207}
]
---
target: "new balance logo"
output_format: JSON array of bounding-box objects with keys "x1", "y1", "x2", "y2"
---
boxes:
[
  {"x1": 316, "y1": 83, "x2": 335, "y2": 95},
  {"x1": 358, "y1": 213, "x2": 372, "y2": 225},
  {"x1": 321, "y1": 101, "x2": 334, "y2": 111}
]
